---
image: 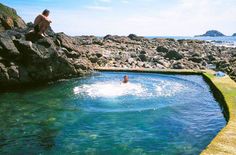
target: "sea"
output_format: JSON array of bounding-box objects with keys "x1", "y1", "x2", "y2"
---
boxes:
[{"x1": 145, "y1": 36, "x2": 236, "y2": 48}]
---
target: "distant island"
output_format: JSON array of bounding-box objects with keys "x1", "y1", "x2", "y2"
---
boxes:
[
  {"x1": 195, "y1": 30, "x2": 225, "y2": 37},
  {"x1": 233, "y1": 33, "x2": 236, "y2": 37}
]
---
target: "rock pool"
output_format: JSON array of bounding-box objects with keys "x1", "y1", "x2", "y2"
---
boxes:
[{"x1": 0, "y1": 72, "x2": 226, "y2": 154}]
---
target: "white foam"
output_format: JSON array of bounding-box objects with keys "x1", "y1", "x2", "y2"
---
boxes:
[
  {"x1": 74, "y1": 80, "x2": 186, "y2": 98},
  {"x1": 74, "y1": 82, "x2": 146, "y2": 98},
  {"x1": 155, "y1": 81, "x2": 185, "y2": 97}
]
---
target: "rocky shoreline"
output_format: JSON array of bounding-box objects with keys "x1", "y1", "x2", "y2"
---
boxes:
[
  {"x1": 0, "y1": 4, "x2": 236, "y2": 90},
  {"x1": 76, "y1": 34, "x2": 236, "y2": 80}
]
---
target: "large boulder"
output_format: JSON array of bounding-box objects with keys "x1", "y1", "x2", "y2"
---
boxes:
[
  {"x1": 56, "y1": 32, "x2": 79, "y2": 51},
  {"x1": 0, "y1": 32, "x2": 20, "y2": 59},
  {"x1": 156, "y1": 46, "x2": 169, "y2": 53},
  {"x1": 0, "y1": 28, "x2": 93, "y2": 89},
  {"x1": 165, "y1": 50, "x2": 183, "y2": 60},
  {"x1": 128, "y1": 34, "x2": 144, "y2": 41}
]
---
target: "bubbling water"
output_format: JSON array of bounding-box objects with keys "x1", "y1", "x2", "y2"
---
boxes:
[
  {"x1": 74, "y1": 82, "x2": 146, "y2": 98},
  {"x1": 73, "y1": 80, "x2": 185, "y2": 98},
  {"x1": 156, "y1": 81, "x2": 185, "y2": 97}
]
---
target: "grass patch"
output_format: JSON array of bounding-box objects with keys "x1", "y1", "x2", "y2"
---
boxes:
[{"x1": 0, "y1": 3, "x2": 18, "y2": 19}]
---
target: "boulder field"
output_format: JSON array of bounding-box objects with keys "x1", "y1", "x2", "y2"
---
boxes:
[
  {"x1": 0, "y1": 3, "x2": 236, "y2": 90},
  {"x1": 77, "y1": 34, "x2": 236, "y2": 81}
]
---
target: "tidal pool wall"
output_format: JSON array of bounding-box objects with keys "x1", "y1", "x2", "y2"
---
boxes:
[{"x1": 95, "y1": 67, "x2": 236, "y2": 155}]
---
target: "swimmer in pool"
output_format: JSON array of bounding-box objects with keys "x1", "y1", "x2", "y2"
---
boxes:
[{"x1": 123, "y1": 75, "x2": 129, "y2": 83}]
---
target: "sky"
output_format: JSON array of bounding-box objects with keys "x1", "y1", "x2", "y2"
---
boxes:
[{"x1": 1, "y1": 0, "x2": 236, "y2": 36}]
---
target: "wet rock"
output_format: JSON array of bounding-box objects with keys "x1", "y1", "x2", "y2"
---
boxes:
[{"x1": 7, "y1": 65, "x2": 19, "y2": 79}]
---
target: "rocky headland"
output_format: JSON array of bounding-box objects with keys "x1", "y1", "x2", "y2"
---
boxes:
[
  {"x1": 233, "y1": 33, "x2": 236, "y2": 37},
  {"x1": 0, "y1": 3, "x2": 236, "y2": 90}
]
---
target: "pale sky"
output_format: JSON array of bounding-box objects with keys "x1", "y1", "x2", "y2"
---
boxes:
[{"x1": 1, "y1": 0, "x2": 236, "y2": 36}]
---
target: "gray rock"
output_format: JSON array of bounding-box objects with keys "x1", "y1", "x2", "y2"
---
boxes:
[
  {"x1": 0, "y1": 62, "x2": 9, "y2": 81},
  {"x1": 0, "y1": 33, "x2": 20, "y2": 58},
  {"x1": 137, "y1": 61, "x2": 144, "y2": 67},
  {"x1": 130, "y1": 52, "x2": 137, "y2": 58},
  {"x1": 7, "y1": 65, "x2": 19, "y2": 79},
  {"x1": 156, "y1": 46, "x2": 168, "y2": 53},
  {"x1": 89, "y1": 56, "x2": 99, "y2": 63},
  {"x1": 165, "y1": 50, "x2": 183, "y2": 60},
  {"x1": 189, "y1": 57, "x2": 203, "y2": 63},
  {"x1": 0, "y1": 27, "x2": 93, "y2": 89},
  {"x1": 128, "y1": 34, "x2": 143, "y2": 41},
  {"x1": 155, "y1": 63, "x2": 165, "y2": 69},
  {"x1": 172, "y1": 61, "x2": 185, "y2": 69},
  {"x1": 157, "y1": 59, "x2": 170, "y2": 68},
  {"x1": 128, "y1": 58, "x2": 134, "y2": 64},
  {"x1": 96, "y1": 52, "x2": 103, "y2": 58},
  {"x1": 139, "y1": 54, "x2": 147, "y2": 61}
]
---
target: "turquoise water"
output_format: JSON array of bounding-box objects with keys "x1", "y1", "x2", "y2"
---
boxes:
[{"x1": 0, "y1": 72, "x2": 226, "y2": 155}]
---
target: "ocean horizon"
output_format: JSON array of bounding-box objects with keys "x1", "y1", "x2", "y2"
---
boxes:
[{"x1": 93, "y1": 35, "x2": 236, "y2": 47}]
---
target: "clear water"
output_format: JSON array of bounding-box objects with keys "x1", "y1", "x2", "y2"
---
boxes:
[{"x1": 0, "y1": 72, "x2": 226, "y2": 155}]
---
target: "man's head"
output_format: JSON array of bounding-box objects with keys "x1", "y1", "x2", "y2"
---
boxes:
[
  {"x1": 123, "y1": 75, "x2": 129, "y2": 83},
  {"x1": 42, "y1": 9, "x2": 50, "y2": 17}
]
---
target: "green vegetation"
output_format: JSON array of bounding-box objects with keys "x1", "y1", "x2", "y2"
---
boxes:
[{"x1": 0, "y1": 3, "x2": 18, "y2": 19}]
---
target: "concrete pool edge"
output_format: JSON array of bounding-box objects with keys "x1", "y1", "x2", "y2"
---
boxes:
[
  {"x1": 95, "y1": 67, "x2": 236, "y2": 155},
  {"x1": 201, "y1": 72, "x2": 236, "y2": 155}
]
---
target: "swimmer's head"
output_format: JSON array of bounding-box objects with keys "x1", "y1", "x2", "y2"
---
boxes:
[{"x1": 123, "y1": 75, "x2": 129, "y2": 83}]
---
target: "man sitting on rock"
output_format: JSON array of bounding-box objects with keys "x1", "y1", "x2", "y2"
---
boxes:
[{"x1": 33, "y1": 9, "x2": 52, "y2": 37}]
